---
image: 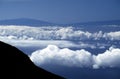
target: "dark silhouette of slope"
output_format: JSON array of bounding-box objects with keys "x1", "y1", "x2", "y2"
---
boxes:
[{"x1": 0, "y1": 41, "x2": 65, "y2": 79}]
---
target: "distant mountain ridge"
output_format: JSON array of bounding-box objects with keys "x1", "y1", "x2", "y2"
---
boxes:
[
  {"x1": 0, "y1": 18, "x2": 120, "y2": 26},
  {"x1": 0, "y1": 18, "x2": 56, "y2": 26},
  {"x1": 66, "y1": 20, "x2": 120, "y2": 26}
]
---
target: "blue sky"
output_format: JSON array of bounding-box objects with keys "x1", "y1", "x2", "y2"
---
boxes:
[{"x1": 0, "y1": 0, "x2": 120, "y2": 23}]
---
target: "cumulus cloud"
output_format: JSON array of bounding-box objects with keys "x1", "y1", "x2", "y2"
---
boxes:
[
  {"x1": 30, "y1": 45, "x2": 120, "y2": 69},
  {"x1": 93, "y1": 47, "x2": 120, "y2": 69},
  {"x1": 30, "y1": 45, "x2": 93, "y2": 67}
]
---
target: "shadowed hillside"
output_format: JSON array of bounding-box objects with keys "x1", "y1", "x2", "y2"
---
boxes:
[{"x1": 0, "y1": 41, "x2": 65, "y2": 79}]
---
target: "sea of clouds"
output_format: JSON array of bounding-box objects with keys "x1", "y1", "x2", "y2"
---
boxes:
[
  {"x1": 0, "y1": 25, "x2": 120, "y2": 69},
  {"x1": 0, "y1": 35, "x2": 110, "y2": 49},
  {"x1": 0, "y1": 25, "x2": 120, "y2": 40},
  {"x1": 30, "y1": 45, "x2": 120, "y2": 69}
]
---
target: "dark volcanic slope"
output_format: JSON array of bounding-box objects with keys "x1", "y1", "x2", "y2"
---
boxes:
[{"x1": 0, "y1": 41, "x2": 65, "y2": 79}]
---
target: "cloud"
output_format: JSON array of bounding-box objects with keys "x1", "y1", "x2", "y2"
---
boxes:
[
  {"x1": 0, "y1": 36, "x2": 97, "y2": 50},
  {"x1": 30, "y1": 45, "x2": 120, "y2": 69},
  {"x1": 30, "y1": 45, "x2": 93, "y2": 67},
  {"x1": 104, "y1": 31, "x2": 120, "y2": 40},
  {"x1": 0, "y1": 25, "x2": 120, "y2": 41},
  {"x1": 93, "y1": 47, "x2": 120, "y2": 69},
  {"x1": 1, "y1": 25, "x2": 119, "y2": 68},
  {"x1": 0, "y1": 37, "x2": 75, "y2": 47}
]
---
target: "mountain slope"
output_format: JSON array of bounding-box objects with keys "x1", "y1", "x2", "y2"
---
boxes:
[{"x1": 0, "y1": 41, "x2": 65, "y2": 79}]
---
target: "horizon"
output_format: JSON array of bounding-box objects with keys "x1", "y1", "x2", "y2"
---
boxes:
[{"x1": 0, "y1": 18, "x2": 120, "y2": 25}]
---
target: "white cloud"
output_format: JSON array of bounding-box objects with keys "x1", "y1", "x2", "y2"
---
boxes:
[
  {"x1": 30, "y1": 45, "x2": 120, "y2": 69},
  {"x1": 104, "y1": 31, "x2": 120, "y2": 40},
  {"x1": 0, "y1": 37, "x2": 74, "y2": 47},
  {"x1": 92, "y1": 31, "x2": 103, "y2": 40},
  {"x1": 0, "y1": 25, "x2": 120, "y2": 40},
  {"x1": 1, "y1": 25, "x2": 120, "y2": 68},
  {"x1": 30, "y1": 45, "x2": 93, "y2": 67},
  {"x1": 0, "y1": 36, "x2": 96, "y2": 48},
  {"x1": 93, "y1": 47, "x2": 120, "y2": 69}
]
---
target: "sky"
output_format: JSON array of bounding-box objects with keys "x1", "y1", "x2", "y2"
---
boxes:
[{"x1": 0, "y1": 0, "x2": 120, "y2": 24}]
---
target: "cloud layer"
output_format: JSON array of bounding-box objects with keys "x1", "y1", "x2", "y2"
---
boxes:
[
  {"x1": 0, "y1": 36, "x2": 98, "y2": 48},
  {"x1": 30, "y1": 45, "x2": 120, "y2": 69},
  {"x1": 0, "y1": 25, "x2": 120, "y2": 40}
]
